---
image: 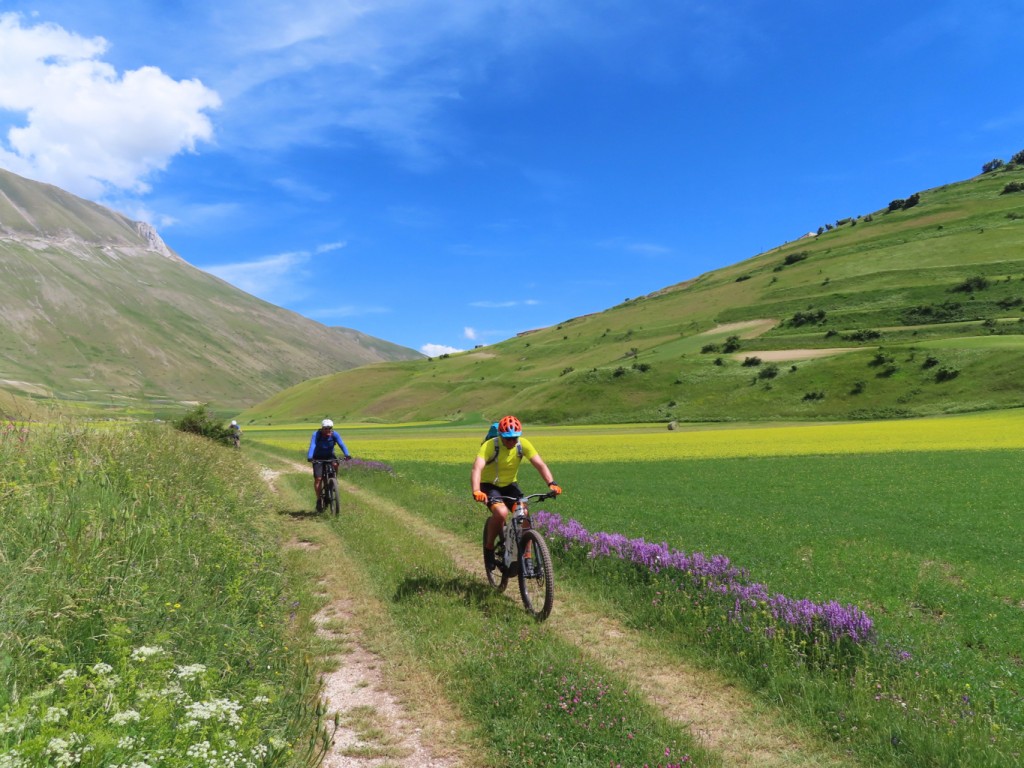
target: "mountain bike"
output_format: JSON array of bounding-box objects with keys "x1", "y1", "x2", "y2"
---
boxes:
[
  {"x1": 312, "y1": 459, "x2": 341, "y2": 516},
  {"x1": 481, "y1": 491, "x2": 557, "y2": 621}
]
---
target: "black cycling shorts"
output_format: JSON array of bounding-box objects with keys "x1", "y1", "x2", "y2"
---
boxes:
[{"x1": 481, "y1": 482, "x2": 522, "y2": 509}]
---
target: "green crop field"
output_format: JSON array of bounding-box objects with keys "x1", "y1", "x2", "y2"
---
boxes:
[{"x1": 249, "y1": 411, "x2": 1024, "y2": 766}]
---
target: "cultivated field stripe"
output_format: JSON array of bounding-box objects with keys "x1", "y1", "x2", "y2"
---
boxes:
[{"x1": 340, "y1": 479, "x2": 861, "y2": 768}]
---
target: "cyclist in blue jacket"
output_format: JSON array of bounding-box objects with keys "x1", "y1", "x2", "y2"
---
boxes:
[{"x1": 307, "y1": 418, "x2": 351, "y2": 511}]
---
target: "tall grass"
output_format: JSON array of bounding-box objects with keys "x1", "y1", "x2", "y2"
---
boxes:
[{"x1": 0, "y1": 421, "x2": 322, "y2": 766}]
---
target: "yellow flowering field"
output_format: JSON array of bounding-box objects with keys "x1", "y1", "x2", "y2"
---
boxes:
[{"x1": 248, "y1": 409, "x2": 1024, "y2": 465}]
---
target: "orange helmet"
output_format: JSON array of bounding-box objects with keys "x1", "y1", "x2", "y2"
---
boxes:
[{"x1": 498, "y1": 415, "x2": 522, "y2": 437}]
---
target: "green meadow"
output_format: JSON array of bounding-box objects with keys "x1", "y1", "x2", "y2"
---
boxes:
[
  {"x1": 248, "y1": 412, "x2": 1024, "y2": 766},
  {"x1": 4, "y1": 411, "x2": 1023, "y2": 767}
]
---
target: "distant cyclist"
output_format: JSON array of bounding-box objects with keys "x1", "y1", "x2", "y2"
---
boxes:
[
  {"x1": 306, "y1": 419, "x2": 351, "y2": 512},
  {"x1": 471, "y1": 415, "x2": 561, "y2": 572},
  {"x1": 229, "y1": 420, "x2": 241, "y2": 449}
]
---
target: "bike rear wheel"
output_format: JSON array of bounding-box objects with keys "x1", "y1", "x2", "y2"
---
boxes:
[
  {"x1": 328, "y1": 477, "x2": 340, "y2": 516},
  {"x1": 517, "y1": 529, "x2": 554, "y2": 621},
  {"x1": 482, "y1": 520, "x2": 508, "y2": 593}
]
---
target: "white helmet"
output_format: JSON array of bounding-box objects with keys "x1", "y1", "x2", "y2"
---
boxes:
[
  {"x1": 322, "y1": 419, "x2": 334, "y2": 428},
  {"x1": 231, "y1": 420, "x2": 237, "y2": 426}
]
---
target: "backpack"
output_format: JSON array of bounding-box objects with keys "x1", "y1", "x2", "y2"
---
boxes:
[{"x1": 481, "y1": 423, "x2": 522, "y2": 464}]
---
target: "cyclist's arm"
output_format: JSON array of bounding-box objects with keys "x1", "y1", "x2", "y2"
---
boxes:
[
  {"x1": 307, "y1": 431, "x2": 317, "y2": 461},
  {"x1": 529, "y1": 454, "x2": 555, "y2": 486},
  {"x1": 470, "y1": 456, "x2": 486, "y2": 493}
]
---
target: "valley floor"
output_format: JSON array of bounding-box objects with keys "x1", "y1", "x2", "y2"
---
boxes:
[{"x1": 261, "y1": 456, "x2": 861, "y2": 768}]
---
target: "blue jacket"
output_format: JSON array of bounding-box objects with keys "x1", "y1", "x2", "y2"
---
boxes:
[{"x1": 307, "y1": 429, "x2": 350, "y2": 460}]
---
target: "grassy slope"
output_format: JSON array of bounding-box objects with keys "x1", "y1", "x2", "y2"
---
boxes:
[
  {"x1": 0, "y1": 169, "x2": 423, "y2": 416},
  {"x1": 241, "y1": 165, "x2": 1024, "y2": 426}
]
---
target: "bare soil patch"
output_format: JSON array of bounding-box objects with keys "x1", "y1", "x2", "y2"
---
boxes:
[
  {"x1": 315, "y1": 600, "x2": 458, "y2": 768},
  {"x1": 698, "y1": 319, "x2": 776, "y2": 338}
]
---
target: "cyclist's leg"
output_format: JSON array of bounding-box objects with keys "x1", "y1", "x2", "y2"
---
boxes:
[
  {"x1": 312, "y1": 462, "x2": 324, "y2": 502},
  {"x1": 481, "y1": 484, "x2": 509, "y2": 553}
]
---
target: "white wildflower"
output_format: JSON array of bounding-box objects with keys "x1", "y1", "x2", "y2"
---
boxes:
[
  {"x1": 90, "y1": 662, "x2": 114, "y2": 676},
  {"x1": 109, "y1": 709, "x2": 142, "y2": 725},
  {"x1": 174, "y1": 663, "x2": 207, "y2": 680},
  {"x1": 184, "y1": 697, "x2": 243, "y2": 727},
  {"x1": 0, "y1": 750, "x2": 27, "y2": 768},
  {"x1": 56, "y1": 669, "x2": 78, "y2": 684},
  {"x1": 251, "y1": 695, "x2": 270, "y2": 705},
  {"x1": 129, "y1": 646, "x2": 165, "y2": 661},
  {"x1": 42, "y1": 706, "x2": 68, "y2": 724}
]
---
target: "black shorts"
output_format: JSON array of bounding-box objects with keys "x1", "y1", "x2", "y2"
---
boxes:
[
  {"x1": 481, "y1": 482, "x2": 522, "y2": 509},
  {"x1": 311, "y1": 459, "x2": 337, "y2": 478}
]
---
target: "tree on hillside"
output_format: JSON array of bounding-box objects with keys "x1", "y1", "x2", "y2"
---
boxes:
[
  {"x1": 982, "y1": 159, "x2": 1005, "y2": 173},
  {"x1": 1012, "y1": 149, "x2": 1024, "y2": 166}
]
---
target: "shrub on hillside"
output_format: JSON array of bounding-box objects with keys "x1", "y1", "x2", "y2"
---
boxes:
[
  {"x1": 701, "y1": 343, "x2": 720, "y2": 354},
  {"x1": 902, "y1": 301, "x2": 963, "y2": 324},
  {"x1": 1000, "y1": 181, "x2": 1024, "y2": 195},
  {"x1": 174, "y1": 404, "x2": 234, "y2": 445},
  {"x1": 887, "y1": 193, "x2": 920, "y2": 212},
  {"x1": 982, "y1": 159, "x2": 1005, "y2": 173},
  {"x1": 921, "y1": 355, "x2": 940, "y2": 369},
  {"x1": 757, "y1": 364, "x2": 779, "y2": 380},
  {"x1": 741, "y1": 356, "x2": 762, "y2": 367},
  {"x1": 789, "y1": 308, "x2": 826, "y2": 327},
  {"x1": 1011, "y1": 149, "x2": 1024, "y2": 165},
  {"x1": 935, "y1": 366, "x2": 960, "y2": 382},
  {"x1": 722, "y1": 335, "x2": 741, "y2": 353},
  {"x1": 951, "y1": 275, "x2": 990, "y2": 293},
  {"x1": 843, "y1": 329, "x2": 881, "y2": 342}
]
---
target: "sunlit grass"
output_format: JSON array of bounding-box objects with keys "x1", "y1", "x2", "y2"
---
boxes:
[
  {"x1": 0, "y1": 421, "x2": 324, "y2": 766},
  {"x1": 248, "y1": 409, "x2": 1024, "y2": 465}
]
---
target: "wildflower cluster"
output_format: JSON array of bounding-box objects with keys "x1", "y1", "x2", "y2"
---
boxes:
[
  {"x1": 0, "y1": 646, "x2": 288, "y2": 768},
  {"x1": 534, "y1": 512, "x2": 875, "y2": 647},
  {"x1": 340, "y1": 457, "x2": 395, "y2": 474}
]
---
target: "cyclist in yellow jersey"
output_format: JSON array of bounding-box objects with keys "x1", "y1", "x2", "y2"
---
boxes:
[{"x1": 471, "y1": 415, "x2": 562, "y2": 573}]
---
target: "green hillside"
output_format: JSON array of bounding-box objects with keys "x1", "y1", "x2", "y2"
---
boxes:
[
  {"x1": 0, "y1": 168, "x2": 422, "y2": 415},
  {"x1": 241, "y1": 162, "x2": 1024, "y2": 426}
]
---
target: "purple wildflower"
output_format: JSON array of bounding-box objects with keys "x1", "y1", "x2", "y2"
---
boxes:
[{"x1": 533, "y1": 511, "x2": 876, "y2": 646}]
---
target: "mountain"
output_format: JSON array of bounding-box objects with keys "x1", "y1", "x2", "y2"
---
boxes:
[
  {"x1": 242, "y1": 162, "x2": 1024, "y2": 425},
  {"x1": 0, "y1": 167, "x2": 421, "y2": 414}
]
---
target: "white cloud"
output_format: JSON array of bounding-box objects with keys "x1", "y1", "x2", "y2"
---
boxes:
[
  {"x1": 598, "y1": 237, "x2": 673, "y2": 256},
  {"x1": 0, "y1": 12, "x2": 220, "y2": 198},
  {"x1": 312, "y1": 304, "x2": 390, "y2": 319},
  {"x1": 470, "y1": 299, "x2": 539, "y2": 309},
  {"x1": 315, "y1": 241, "x2": 348, "y2": 254},
  {"x1": 422, "y1": 343, "x2": 463, "y2": 356},
  {"x1": 464, "y1": 326, "x2": 477, "y2": 340},
  {"x1": 203, "y1": 250, "x2": 310, "y2": 298}
]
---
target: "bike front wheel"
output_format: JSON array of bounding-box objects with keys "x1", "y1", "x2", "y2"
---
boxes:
[
  {"x1": 328, "y1": 477, "x2": 340, "y2": 516},
  {"x1": 517, "y1": 529, "x2": 554, "y2": 621},
  {"x1": 482, "y1": 520, "x2": 508, "y2": 593}
]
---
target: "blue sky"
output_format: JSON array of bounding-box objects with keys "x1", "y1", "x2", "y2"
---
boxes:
[{"x1": 2, "y1": 1, "x2": 1023, "y2": 356}]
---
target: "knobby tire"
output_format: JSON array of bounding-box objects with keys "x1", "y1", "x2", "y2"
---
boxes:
[
  {"x1": 517, "y1": 529, "x2": 554, "y2": 621},
  {"x1": 329, "y1": 477, "x2": 340, "y2": 516},
  {"x1": 482, "y1": 520, "x2": 508, "y2": 593}
]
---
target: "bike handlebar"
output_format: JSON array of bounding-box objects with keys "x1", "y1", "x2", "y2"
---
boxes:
[{"x1": 497, "y1": 491, "x2": 558, "y2": 503}]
